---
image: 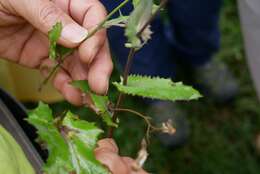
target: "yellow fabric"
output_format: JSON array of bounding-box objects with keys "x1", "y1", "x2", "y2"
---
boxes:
[
  {"x1": 0, "y1": 125, "x2": 35, "y2": 174},
  {"x1": 0, "y1": 59, "x2": 63, "y2": 102}
]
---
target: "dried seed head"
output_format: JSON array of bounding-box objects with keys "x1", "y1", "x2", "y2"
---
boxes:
[
  {"x1": 132, "y1": 139, "x2": 149, "y2": 171},
  {"x1": 141, "y1": 25, "x2": 153, "y2": 43},
  {"x1": 161, "y1": 119, "x2": 176, "y2": 135}
]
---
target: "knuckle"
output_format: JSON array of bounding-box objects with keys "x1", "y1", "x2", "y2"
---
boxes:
[
  {"x1": 39, "y1": 4, "x2": 63, "y2": 28},
  {"x1": 80, "y1": 49, "x2": 95, "y2": 64}
]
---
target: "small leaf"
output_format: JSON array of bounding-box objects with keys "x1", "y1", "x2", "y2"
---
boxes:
[
  {"x1": 125, "y1": 0, "x2": 153, "y2": 48},
  {"x1": 48, "y1": 22, "x2": 62, "y2": 60},
  {"x1": 56, "y1": 45, "x2": 74, "y2": 58},
  {"x1": 48, "y1": 22, "x2": 74, "y2": 60},
  {"x1": 113, "y1": 75, "x2": 202, "y2": 101},
  {"x1": 71, "y1": 80, "x2": 117, "y2": 127},
  {"x1": 27, "y1": 102, "x2": 109, "y2": 174},
  {"x1": 71, "y1": 80, "x2": 91, "y2": 93},
  {"x1": 103, "y1": 15, "x2": 129, "y2": 28}
]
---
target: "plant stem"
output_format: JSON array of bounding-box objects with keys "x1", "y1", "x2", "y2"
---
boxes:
[
  {"x1": 39, "y1": 0, "x2": 130, "y2": 90},
  {"x1": 108, "y1": 48, "x2": 136, "y2": 137},
  {"x1": 38, "y1": 56, "x2": 64, "y2": 91},
  {"x1": 108, "y1": 0, "x2": 169, "y2": 138},
  {"x1": 111, "y1": 108, "x2": 164, "y2": 141},
  {"x1": 137, "y1": 0, "x2": 168, "y2": 37},
  {"x1": 84, "y1": 0, "x2": 130, "y2": 40}
]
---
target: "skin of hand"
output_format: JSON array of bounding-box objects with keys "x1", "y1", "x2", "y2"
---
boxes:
[
  {"x1": 95, "y1": 139, "x2": 148, "y2": 174},
  {"x1": 0, "y1": 0, "x2": 113, "y2": 105}
]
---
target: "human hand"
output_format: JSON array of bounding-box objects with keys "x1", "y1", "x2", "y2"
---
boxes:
[
  {"x1": 95, "y1": 139, "x2": 148, "y2": 174},
  {"x1": 0, "y1": 0, "x2": 113, "y2": 105}
]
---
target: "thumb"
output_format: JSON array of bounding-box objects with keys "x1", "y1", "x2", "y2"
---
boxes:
[{"x1": 12, "y1": 0, "x2": 88, "y2": 48}]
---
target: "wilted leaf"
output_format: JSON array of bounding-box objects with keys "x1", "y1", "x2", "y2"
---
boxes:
[
  {"x1": 125, "y1": 0, "x2": 153, "y2": 48},
  {"x1": 27, "y1": 102, "x2": 109, "y2": 174},
  {"x1": 113, "y1": 75, "x2": 202, "y2": 101}
]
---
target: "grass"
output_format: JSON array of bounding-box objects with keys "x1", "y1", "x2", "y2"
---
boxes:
[{"x1": 51, "y1": 1, "x2": 260, "y2": 173}]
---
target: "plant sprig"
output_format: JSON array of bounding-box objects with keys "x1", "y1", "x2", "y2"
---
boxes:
[{"x1": 28, "y1": 0, "x2": 204, "y2": 173}]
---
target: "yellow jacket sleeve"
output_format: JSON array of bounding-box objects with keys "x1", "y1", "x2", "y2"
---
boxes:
[
  {"x1": 0, "y1": 59, "x2": 63, "y2": 103},
  {"x1": 0, "y1": 125, "x2": 35, "y2": 174}
]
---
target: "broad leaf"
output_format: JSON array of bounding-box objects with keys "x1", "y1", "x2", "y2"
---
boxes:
[
  {"x1": 71, "y1": 80, "x2": 117, "y2": 127},
  {"x1": 125, "y1": 0, "x2": 153, "y2": 48},
  {"x1": 113, "y1": 75, "x2": 202, "y2": 101},
  {"x1": 27, "y1": 102, "x2": 109, "y2": 174}
]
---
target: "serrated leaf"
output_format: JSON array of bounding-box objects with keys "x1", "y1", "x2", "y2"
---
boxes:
[
  {"x1": 62, "y1": 112, "x2": 108, "y2": 174},
  {"x1": 27, "y1": 102, "x2": 109, "y2": 174},
  {"x1": 71, "y1": 80, "x2": 117, "y2": 127},
  {"x1": 48, "y1": 22, "x2": 62, "y2": 60},
  {"x1": 113, "y1": 75, "x2": 202, "y2": 101},
  {"x1": 125, "y1": 0, "x2": 153, "y2": 48}
]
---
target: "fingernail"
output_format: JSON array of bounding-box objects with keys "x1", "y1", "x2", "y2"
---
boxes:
[{"x1": 61, "y1": 23, "x2": 88, "y2": 43}]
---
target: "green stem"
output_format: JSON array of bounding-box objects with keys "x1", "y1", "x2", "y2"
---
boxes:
[
  {"x1": 108, "y1": 0, "x2": 169, "y2": 138},
  {"x1": 39, "y1": 0, "x2": 130, "y2": 90},
  {"x1": 84, "y1": 0, "x2": 130, "y2": 40}
]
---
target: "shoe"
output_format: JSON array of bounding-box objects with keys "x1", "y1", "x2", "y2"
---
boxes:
[
  {"x1": 147, "y1": 101, "x2": 189, "y2": 148},
  {"x1": 193, "y1": 59, "x2": 238, "y2": 102}
]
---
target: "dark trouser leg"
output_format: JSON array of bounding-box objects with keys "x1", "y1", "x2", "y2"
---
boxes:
[
  {"x1": 168, "y1": 0, "x2": 222, "y2": 66},
  {"x1": 100, "y1": 0, "x2": 174, "y2": 78}
]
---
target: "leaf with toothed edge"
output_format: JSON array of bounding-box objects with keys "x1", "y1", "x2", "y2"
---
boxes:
[
  {"x1": 26, "y1": 102, "x2": 109, "y2": 174},
  {"x1": 113, "y1": 75, "x2": 202, "y2": 101},
  {"x1": 71, "y1": 80, "x2": 118, "y2": 127}
]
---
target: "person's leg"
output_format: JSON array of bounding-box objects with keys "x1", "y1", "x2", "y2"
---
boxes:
[
  {"x1": 167, "y1": 0, "x2": 238, "y2": 102},
  {"x1": 168, "y1": 0, "x2": 222, "y2": 66},
  {"x1": 100, "y1": 0, "x2": 174, "y2": 78},
  {"x1": 238, "y1": 0, "x2": 260, "y2": 101}
]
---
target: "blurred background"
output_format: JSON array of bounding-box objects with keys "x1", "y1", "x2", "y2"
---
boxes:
[{"x1": 2, "y1": 0, "x2": 260, "y2": 173}]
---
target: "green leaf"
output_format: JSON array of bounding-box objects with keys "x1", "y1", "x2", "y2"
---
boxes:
[
  {"x1": 132, "y1": 0, "x2": 140, "y2": 8},
  {"x1": 48, "y1": 22, "x2": 74, "y2": 60},
  {"x1": 62, "y1": 112, "x2": 108, "y2": 174},
  {"x1": 125, "y1": 0, "x2": 153, "y2": 48},
  {"x1": 71, "y1": 80, "x2": 91, "y2": 93},
  {"x1": 56, "y1": 45, "x2": 74, "y2": 58},
  {"x1": 113, "y1": 75, "x2": 202, "y2": 101},
  {"x1": 71, "y1": 80, "x2": 117, "y2": 127},
  {"x1": 27, "y1": 102, "x2": 109, "y2": 174},
  {"x1": 48, "y1": 22, "x2": 62, "y2": 60}
]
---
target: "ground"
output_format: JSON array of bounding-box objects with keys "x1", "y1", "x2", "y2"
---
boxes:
[{"x1": 51, "y1": 1, "x2": 260, "y2": 173}]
